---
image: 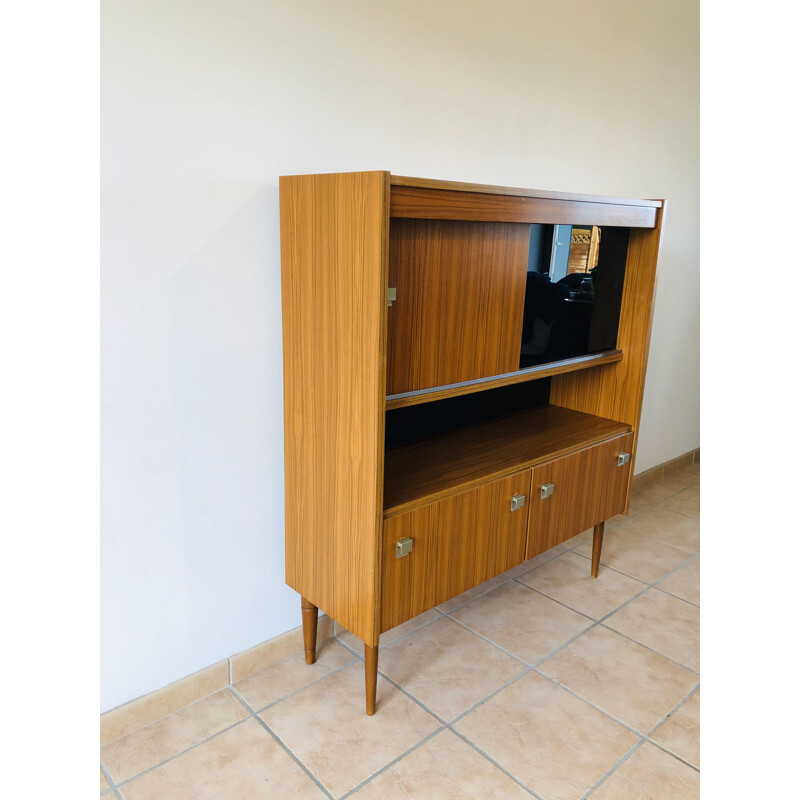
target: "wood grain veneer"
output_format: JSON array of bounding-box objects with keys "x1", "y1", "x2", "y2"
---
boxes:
[
  {"x1": 550, "y1": 203, "x2": 666, "y2": 511},
  {"x1": 381, "y1": 470, "x2": 531, "y2": 631},
  {"x1": 385, "y1": 349, "x2": 623, "y2": 410},
  {"x1": 386, "y1": 219, "x2": 529, "y2": 395},
  {"x1": 280, "y1": 171, "x2": 389, "y2": 647},
  {"x1": 391, "y1": 186, "x2": 657, "y2": 228},
  {"x1": 383, "y1": 405, "x2": 630, "y2": 518},
  {"x1": 526, "y1": 431, "x2": 634, "y2": 558}
]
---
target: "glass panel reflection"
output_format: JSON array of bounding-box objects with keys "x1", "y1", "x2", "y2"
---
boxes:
[{"x1": 520, "y1": 224, "x2": 625, "y2": 368}]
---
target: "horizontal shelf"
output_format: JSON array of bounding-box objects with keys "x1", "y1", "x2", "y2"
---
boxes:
[
  {"x1": 383, "y1": 405, "x2": 631, "y2": 519},
  {"x1": 385, "y1": 349, "x2": 623, "y2": 411}
]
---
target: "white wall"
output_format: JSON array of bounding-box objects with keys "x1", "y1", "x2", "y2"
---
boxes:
[{"x1": 101, "y1": 0, "x2": 699, "y2": 711}]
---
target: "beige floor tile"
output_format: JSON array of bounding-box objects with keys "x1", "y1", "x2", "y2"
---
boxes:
[
  {"x1": 667, "y1": 463, "x2": 700, "y2": 485},
  {"x1": 518, "y1": 551, "x2": 645, "y2": 619},
  {"x1": 590, "y1": 741, "x2": 699, "y2": 799},
  {"x1": 121, "y1": 717, "x2": 326, "y2": 800},
  {"x1": 351, "y1": 728, "x2": 531, "y2": 799},
  {"x1": 658, "y1": 557, "x2": 700, "y2": 605},
  {"x1": 455, "y1": 671, "x2": 638, "y2": 799},
  {"x1": 234, "y1": 639, "x2": 356, "y2": 710},
  {"x1": 651, "y1": 690, "x2": 700, "y2": 768},
  {"x1": 378, "y1": 616, "x2": 526, "y2": 720},
  {"x1": 632, "y1": 474, "x2": 688, "y2": 505},
  {"x1": 503, "y1": 544, "x2": 567, "y2": 579},
  {"x1": 261, "y1": 663, "x2": 440, "y2": 797},
  {"x1": 539, "y1": 626, "x2": 697, "y2": 734},
  {"x1": 100, "y1": 660, "x2": 229, "y2": 746},
  {"x1": 574, "y1": 528, "x2": 691, "y2": 583},
  {"x1": 627, "y1": 490, "x2": 656, "y2": 515},
  {"x1": 338, "y1": 608, "x2": 443, "y2": 650},
  {"x1": 605, "y1": 588, "x2": 699, "y2": 672},
  {"x1": 101, "y1": 689, "x2": 250, "y2": 784},
  {"x1": 436, "y1": 573, "x2": 511, "y2": 612},
  {"x1": 451, "y1": 580, "x2": 592, "y2": 664},
  {"x1": 561, "y1": 526, "x2": 594, "y2": 548},
  {"x1": 100, "y1": 768, "x2": 110, "y2": 793},
  {"x1": 662, "y1": 485, "x2": 700, "y2": 518},
  {"x1": 621, "y1": 507, "x2": 699, "y2": 554},
  {"x1": 230, "y1": 614, "x2": 333, "y2": 683}
]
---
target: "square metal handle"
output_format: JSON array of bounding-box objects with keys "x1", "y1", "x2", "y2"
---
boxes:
[
  {"x1": 510, "y1": 493, "x2": 526, "y2": 512},
  {"x1": 617, "y1": 453, "x2": 631, "y2": 467},
  {"x1": 541, "y1": 483, "x2": 554, "y2": 500},
  {"x1": 396, "y1": 537, "x2": 413, "y2": 558}
]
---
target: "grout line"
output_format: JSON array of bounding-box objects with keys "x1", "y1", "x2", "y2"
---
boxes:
[
  {"x1": 100, "y1": 762, "x2": 116, "y2": 791},
  {"x1": 336, "y1": 608, "x2": 446, "y2": 653},
  {"x1": 227, "y1": 657, "x2": 232, "y2": 685},
  {"x1": 646, "y1": 682, "x2": 700, "y2": 739},
  {"x1": 444, "y1": 614, "x2": 534, "y2": 667},
  {"x1": 435, "y1": 575, "x2": 515, "y2": 614},
  {"x1": 246, "y1": 708, "x2": 336, "y2": 800},
  {"x1": 445, "y1": 668, "x2": 534, "y2": 726},
  {"x1": 230, "y1": 685, "x2": 336, "y2": 800},
  {"x1": 246, "y1": 656, "x2": 360, "y2": 715},
  {"x1": 614, "y1": 523, "x2": 699, "y2": 555},
  {"x1": 596, "y1": 622, "x2": 699, "y2": 675},
  {"x1": 335, "y1": 634, "x2": 365, "y2": 660},
  {"x1": 653, "y1": 584, "x2": 700, "y2": 608},
  {"x1": 112, "y1": 785, "x2": 126, "y2": 800},
  {"x1": 645, "y1": 737, "x2": 701, "y2": 773},
  {"x1": 350, "y1": 669, "x2": 542, "y2": 799},
  {"x1": 113, "y1": 716, "x2": 255, "y2": 789},
  {"x1": 531, "y1": 668, "x2": 648, "y2": 740},
  {"x1": 447, "y1": 727, "x2": 544, "y2": 799},
  {"x1": 580, "y1": 737, "x2": 647, "y2": 799},
  {"x1": 336, "y1": 726, "x2": 448, "y2": 799}
]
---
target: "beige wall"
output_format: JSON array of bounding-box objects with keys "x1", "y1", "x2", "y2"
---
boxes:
[{"x1": 101, "y1": 0, "x2": 699, "y2": 710}]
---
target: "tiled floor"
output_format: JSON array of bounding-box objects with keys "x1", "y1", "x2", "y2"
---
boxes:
[{"x1": 100, "y1": 463, "x2": 699, "y2": 799}]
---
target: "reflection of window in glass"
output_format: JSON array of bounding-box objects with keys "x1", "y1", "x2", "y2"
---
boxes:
[{"x1": 568, "y1": 226, "x2": 601, "y2": 274}]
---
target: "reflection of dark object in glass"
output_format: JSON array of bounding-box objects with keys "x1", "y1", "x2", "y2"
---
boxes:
[
  {"x1": 520, "y1": 272, "x2": 568, "y2": 360},
  {"x1": 519, "y1": 225, "x2": 628, "y2": 369}
]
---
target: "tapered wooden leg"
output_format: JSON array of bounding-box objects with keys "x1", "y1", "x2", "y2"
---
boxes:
[
  {"x1": 365, "y1": 644, "x2": 378, "y2": 716},
  {"x1": 591, "y1": 521, "x2": 605, "y2": 578},
  {"x1": 300, "y1": 596, "x2": 318, "y2": 665}
]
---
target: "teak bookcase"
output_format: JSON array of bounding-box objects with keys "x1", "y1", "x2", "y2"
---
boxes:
[{"x1": 279, "y1": 171, "x2": 664, "y2": 714}]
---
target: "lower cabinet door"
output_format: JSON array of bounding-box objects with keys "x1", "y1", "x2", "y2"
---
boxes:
[
  {"x1": 527, "y1": 432, "x2": 634, "y2": 558},
  {"x1": 381, "y1": 470, "x2": 531, "y2": 633}
]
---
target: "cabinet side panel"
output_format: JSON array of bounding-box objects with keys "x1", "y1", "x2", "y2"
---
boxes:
[
  {"x1": 549, "y1": 204, "x2": 666, "y2": 506},
  {"x1": 281, "y1": 171, "x2": 388, "y2": 646}
]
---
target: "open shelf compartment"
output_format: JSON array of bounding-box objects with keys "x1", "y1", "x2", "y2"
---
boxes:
[{"x1": 382, "y1": 404, "x2": 631, "y2": 518}]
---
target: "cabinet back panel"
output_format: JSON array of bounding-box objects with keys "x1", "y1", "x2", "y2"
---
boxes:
[
  {"x1": 385, "y1": 378, "x2": 550, "y2": 449},
  {"x1": 386, "y1": 219, "x2": 529, "y2": 394}
]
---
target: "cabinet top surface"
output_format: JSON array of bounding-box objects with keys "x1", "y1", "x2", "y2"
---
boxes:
[
  {"x1": 280, "y1": 172, "x2": 663, "y2": 208},
  {"x1": 383, "y1": 405, "x2": 631, "y2": 518},
  {"x1": 391, "y1": 176, "x2": 662, "y2": 208}
]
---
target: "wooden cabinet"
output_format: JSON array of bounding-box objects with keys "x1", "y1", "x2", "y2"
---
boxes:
[{"x1": 280, "y1": 172, "x2": 664, "y2": 713}]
